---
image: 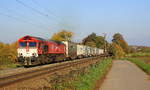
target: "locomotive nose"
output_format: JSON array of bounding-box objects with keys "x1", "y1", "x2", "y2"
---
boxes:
[{"x1": 17, "y1": 48, "x2": 38, "y2": 57}]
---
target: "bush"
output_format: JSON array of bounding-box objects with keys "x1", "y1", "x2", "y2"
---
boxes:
[
  {"x1": 0, "y1": 42, "x2": 18, "y2": 69},
  {"x1": 0, "y1": 58, "x2": 19, "y2": 69}
]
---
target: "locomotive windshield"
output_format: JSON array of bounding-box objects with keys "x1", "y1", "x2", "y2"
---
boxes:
[
  {"x1": 19, "y1": 42, "x2": 36, "y2": 47},
  {"x1": 19, "y1": 42, "x2": 27, "y2": 47},
  {"x1": 29, "y1": 42, "x2": 36, "y2": 47}
]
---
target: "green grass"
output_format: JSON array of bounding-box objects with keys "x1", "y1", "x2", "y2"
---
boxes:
[
  {"x1": 126, "y1": 52, "x2": 150, "y2": 57},
  {"x1": 123, "y1": 58, "x2": 150, "y2": 75},
  {"x1": 131, "y1": 56, "x2": 150, "y2": 64},
  {"x1": 74, "y1": 59, "x2": 112, "y2": 90},
  {"x1": 124, "y1": 52, "x2": 150, "y2": 75}
]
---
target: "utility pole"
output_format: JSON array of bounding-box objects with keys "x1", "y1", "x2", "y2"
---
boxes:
[{"x1": 103, "y1": 33, "x2": 107, "y2": 57}]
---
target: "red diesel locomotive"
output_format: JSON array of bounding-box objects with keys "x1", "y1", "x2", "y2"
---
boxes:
[{"x1": 17, "y1": 35, "x2": 66, "y2": 66}]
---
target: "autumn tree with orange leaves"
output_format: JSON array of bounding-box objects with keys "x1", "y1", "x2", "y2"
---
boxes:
[
  {"x1": 108, "y1": 42, "x2": 125, "y2": 58},
  {"x1": 51, "y1": 30, "x2": 74, "y2": 41},
  {"x1": 112, "y1": 33, "x2": 130, "y2": 53},
  {"x1": 0, "y1": 42, "x2": 18, "y2": 69}
]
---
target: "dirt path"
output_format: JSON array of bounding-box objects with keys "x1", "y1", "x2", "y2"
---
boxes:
[{"x1": 99, "y1": 60, "x2": 150, "y2": 90}]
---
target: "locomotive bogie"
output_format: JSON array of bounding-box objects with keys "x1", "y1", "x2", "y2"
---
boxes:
[{"x1": 18, "y1": 56, "x2": 38, "y2": 66}]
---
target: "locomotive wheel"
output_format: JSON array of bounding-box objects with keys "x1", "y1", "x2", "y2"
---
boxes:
[
  {"x1": 38, "y1": 55, "x2": 45, "y2": 64},
  {"x1": 45, "y1": 57, "x2": 49, "y2": 64}
]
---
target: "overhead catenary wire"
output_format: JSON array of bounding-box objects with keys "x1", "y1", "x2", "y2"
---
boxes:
[
  {"x1": 31, "y1": 0, "x2": 62, "y2": 20},
  {"x1": 1, "y1": 0, "x2": 69, "y2": 31},
  {"x1": 0, "y1": 7, "x2": 49, "y2": 29},
  {"x1": 16, "y1": 0, "x2": 49, "y2": 18},
  {"x1": 0, "y1": 12, "x2": 47, "y2": 30},
  {"x1": 16, "y1": 0, "x2": 65, "y2": 26}
]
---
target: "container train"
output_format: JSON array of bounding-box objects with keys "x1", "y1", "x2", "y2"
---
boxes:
[{"x1": 17, "y1": 35, "x2": 104, "y2": 66}]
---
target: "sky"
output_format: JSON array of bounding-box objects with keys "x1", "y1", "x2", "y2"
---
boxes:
[{"x1": 0, "y1": 0, "x2": 150, "y2": 46}]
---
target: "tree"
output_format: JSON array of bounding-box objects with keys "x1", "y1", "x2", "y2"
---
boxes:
[
  {"x1": 112, "y1": 33, "x2": 130, "y2": 53},
  {"x1": 108, "y1": 42, "x2": 125, "y2": 58},
  {"x1": 82, "y1": 33, "x2": 96, "y2": 45},
  {"x1": 85, "y1": 42, "x2": 96, "y2": 47},
  {"x1": 0, "y1": 42, "x2": 18, "y2": 64},
  {"x1": 95, "y1": 36, "x2": 107, "y2": 48},
  {"x1": 9, "y1": 42, "x2": 18, "y2": 62},
  {"x1": 51, "y1": 30, "x2": 74, "y2": 41},
  {"x1": 82, "y1": 33, "x2": 107, "y2": 48},
  {"x1": 0, "y1": 42, "x2": 5, "y2": 49}
]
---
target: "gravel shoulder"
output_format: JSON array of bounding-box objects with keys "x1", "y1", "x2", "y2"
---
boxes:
[{"x1": 99, "y1": 60, "x2": 150, "y2": 90}]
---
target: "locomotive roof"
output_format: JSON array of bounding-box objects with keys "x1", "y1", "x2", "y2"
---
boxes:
[
  {"x1": 32, "y1": 36, "x2": 65, "y2": 44},
  {"x1": 48, "y1": 40, "x2": 65, "y2": 45},
  {"x1": 19, "y1": 35, "x2": 46, "y2": 41},
  {"x1": 32, "y1": 36, "x2": 47, "y2": 41},
  {"x1": 20, "y1": 35, "x2": 64, "y2": 45}
]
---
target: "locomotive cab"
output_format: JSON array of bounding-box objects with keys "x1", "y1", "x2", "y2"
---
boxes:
[
  {"x1": 17, "y1": 35, "x2": 66, "y2": 66},
  {"x1": 18, "y1": 42, "x2": 38, "y2": 57},
  {"x1": 17, "y1": 36, "x2": 42, "y2": 66}
]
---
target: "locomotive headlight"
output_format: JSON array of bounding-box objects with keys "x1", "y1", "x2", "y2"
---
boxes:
[
  {"x1": 32, "y1": 53, "x2": 36, "y2": 56},
  {"x1": 19, "y1": 53, "x2": 23, "y2": 56}
]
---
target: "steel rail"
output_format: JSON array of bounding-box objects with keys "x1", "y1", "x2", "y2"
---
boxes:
[{"x1": 0, "y1": 57, "x2": 100, "y2": 88}]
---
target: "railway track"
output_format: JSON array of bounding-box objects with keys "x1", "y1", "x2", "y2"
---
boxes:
[{"x1": 0, "y1": 57, "x2": 101, "y2": 88}]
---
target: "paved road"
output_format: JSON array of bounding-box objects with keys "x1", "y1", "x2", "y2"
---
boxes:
[{"x1": 100, "y1": 60, "x2": 150, "y2": 90}]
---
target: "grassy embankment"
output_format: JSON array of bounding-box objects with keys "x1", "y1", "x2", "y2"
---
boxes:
[
  {"x1": 48, "y1": 59, "x2": 112, "y2": 90},
  {"x1": 123, "y1": 52, "x2": 150, "y2": 75},
  {"x1": 74, "y1": 59, "x2": 112, "y2": 90}
]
